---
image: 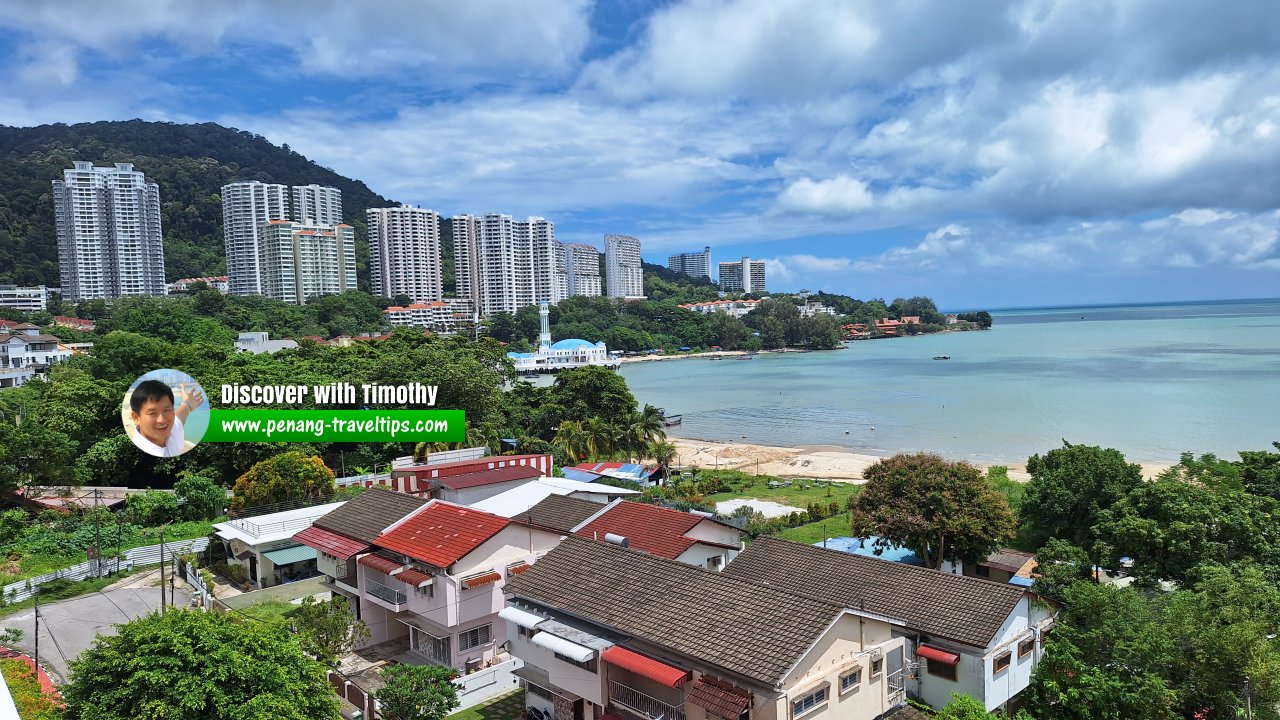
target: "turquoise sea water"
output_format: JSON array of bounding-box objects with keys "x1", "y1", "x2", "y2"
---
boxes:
[{"x1": 618, "y1": 299, "x2": 1280, "y2": 464}]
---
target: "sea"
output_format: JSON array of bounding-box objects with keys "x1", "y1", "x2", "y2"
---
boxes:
[{"x1": 617, "y1": 299, "x2": 1280, "y2": 465}]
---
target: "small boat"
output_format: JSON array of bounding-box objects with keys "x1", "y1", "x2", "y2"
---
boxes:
[
  {"x1": 933, "y1": 355, "x2": 950, "y2": 360},
  {"x1": 709, "y1": 356, "x2": 724, "y2": 361},
  {"x1": 740, "y1": 354, "x2": 754, "y2": 360},
  {"x1": 662, "y1": 415, "x2": 683, "y2": 427}
]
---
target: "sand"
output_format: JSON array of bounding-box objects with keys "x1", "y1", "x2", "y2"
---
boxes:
[{"x1": 668, "y1": 436, "x2": 1174, "y2": 483}]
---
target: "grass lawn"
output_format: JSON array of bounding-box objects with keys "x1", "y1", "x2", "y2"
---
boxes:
[
  {"x1": 448, "y1": 689, "x2": 525, "y2": 720},
  {"x1": 771, "y1": 518, "x2": 852, "y2": 544},
  {"x1": 231, "y1": 599, "x2": 300, "y2": 625},
  {"x1": 697, "y1": 470, "x2": 862, "y2": 509}
]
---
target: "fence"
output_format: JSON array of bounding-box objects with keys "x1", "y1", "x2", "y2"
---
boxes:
[{"x1": 0, "y1": 537, "x2": 210, "y2": 604}]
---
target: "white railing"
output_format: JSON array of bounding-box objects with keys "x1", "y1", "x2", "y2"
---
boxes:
[
  {"x1": 610, "y1": 681, "x2": 685, "y2": 720},
  {"x1": 367, "y1": 578, "x2": 407, "y2": 605},
  {"x1": 887, "y1": 669, "x2": 905, "y2": 706},
  {"x1": 0, "y1": 537, "x2": 210, "y2": 604},
  {"x1": 223, "y1": 515, "x2": 316, "y2": 538}
]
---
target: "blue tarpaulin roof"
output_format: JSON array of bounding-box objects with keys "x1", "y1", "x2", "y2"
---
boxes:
[
  {"x1": 560, "y1": 468, "x2": 602, "y2": 482},
  {"x1": 815, "y1": 536, "x2": 923, "y2": 566},
  {"x1": 1008, "y1": 576, "x2": 1035, "y2": 587}
]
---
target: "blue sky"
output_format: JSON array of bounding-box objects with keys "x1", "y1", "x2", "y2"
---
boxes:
[{"x1": 1, "y1": 0, "x2": 1278, "y2": 309}]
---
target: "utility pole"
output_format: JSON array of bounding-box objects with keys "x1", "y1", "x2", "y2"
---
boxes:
[
  {"x1": 159, "y1": 526, "x2": 166, "y2": 614},
  {"x1": 93, "y1": 488, "x2": 102, "y2": 579},
  {"x1": 169, "y1": 552, "x2": 176, "y2": 608},
  {"x1": 33, "y1": 592, "x2": 38, "y2": 675},
  {"x1": 1244, "y1": 676, "x2": 1254, "y2": 720}
]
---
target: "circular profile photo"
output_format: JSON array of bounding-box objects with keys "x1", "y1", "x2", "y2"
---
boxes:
[{"x1": 120, "y1": 369, "x2": 210, "y2": 458}]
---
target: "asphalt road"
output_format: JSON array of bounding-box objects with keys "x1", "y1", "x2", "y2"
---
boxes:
[{"x1": 0, "y1": 567, "x2": 192, "y2": 683}]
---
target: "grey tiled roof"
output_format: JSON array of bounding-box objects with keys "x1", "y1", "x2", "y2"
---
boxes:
[
  {"x1": 313, "y1": 487, "x2": 427, "y2": 544},
  {"x1": 511, "y1": 495, "x2": 604, "y2": 533},
  {"x1": 725, "y1": 536, "x2": 1026, "y2": 649},
  {"x1": 505, "y1": 536, "x2": 846, "y2": 687}
]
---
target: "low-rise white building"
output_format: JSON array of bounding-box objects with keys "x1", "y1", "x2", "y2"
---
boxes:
[
  {"x1": 678, "y1": 299, "x2": 762, "y2": 318},
  {"x1": 166, "y1": 276, "x2": 229, "y2": 294},
  {"x1": 0, "y1": 285, "x2": 49, "y2": 312},
  {"x1": 212, "y1": 501, "x2": 346, "y2": 589},
  {"x1": 507, "y1": 303, "x2": 618, "y2": 374},
  {"x1": 234, "y1": 331, "x2": 299, "y2": 354},
  {"x1": 0, "y1": 323, "x2": 72, "y2": 388},
  {"x1": 799, "y1": 302, "x2": 838, "y2": 318}
]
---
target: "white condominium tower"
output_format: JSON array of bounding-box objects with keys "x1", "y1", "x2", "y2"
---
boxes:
[
  {"x1": 668, "y1": 246, "x2": 712, "y2": 280},
  {"x1": 605, "y1": 234, "x2": 644, "y2": 299},
  {"x1": 258, "y1": 221, "x2": 356, "y2": 304},
  {"x1": 718, "y1": 256, "x2": 767, "y2": 294},
  {"x1": 53, "y1": 162, "x2": 165, "y2": 300},
  {"x1": 367, "y1": 206, "x2": 443, "y2": 303},
  {"x1": 562, "y1": 243, "x2": 602, "y2": 297},
  {"x1": 517, "y1": 216, "x2": 564, "y2": 305},
  {"x1": 221, "y1": 181, "x2": 289, "y2": 295},
  {"x1": 451, "y1": 214, "x2": 483, "y2": 310},
  {"x1": 293, "y1": 184, "x2": 342, "y2": 225}
]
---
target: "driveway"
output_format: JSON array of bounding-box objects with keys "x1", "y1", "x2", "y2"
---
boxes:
[{"x1": 0, "y1": 567, "x2": 192, "y2": 683}]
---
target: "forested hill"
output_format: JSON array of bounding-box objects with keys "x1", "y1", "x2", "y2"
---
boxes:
[{"x1": 0, "y1": 120, "x2": 396, "y2": 286}]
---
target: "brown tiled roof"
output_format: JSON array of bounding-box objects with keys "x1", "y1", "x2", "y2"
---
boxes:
[
  {"x1": 505, "y1": 536, "x2": 847, "y2": 687},
  {"x1": 981, "y1": 548, "x2": 1037, "y2": 574},
  {"x1": 511, "y1": 495, "x2": 603, "y2": 533},
  {"x1": 312, "y1": 487, "x2": 427, "y2": 544},
  {"x1": 434, "y1": 465, "x2": 541, "y2": 490},
  {"x1": 725, "y1": 536, "x2": 1027, "y2": 649},
  {"x1": 687, "y1": 676, "x2": 752, "y2": 719}
]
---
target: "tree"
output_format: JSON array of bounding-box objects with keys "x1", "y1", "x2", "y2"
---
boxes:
[
  {"x1": 124, "y1": 489, "x2": 178, "y2": 526},
  {"x1": 1239, "y1": 441, "x2": 1280, "y2": 500},
  {"x1": 552, "y1": 420, "x2": 588, "y2": 465},
  {"x1": 0, "y1": 418, "x2": 78, "y2": 494},
  {"x1": 650, "y1": 440, "x2": 678, "y2": 483},
  {"x1": 291, "y1": 595, "x2": 371, "y2": 667},
  {"x1": 1020, "y1": 442, "x2": 1143, "y2": 549},
  {"x1": 231, "y1": 451, "x2": 336, "y2": 512},
  {"x1": 376, "y1": 663, "x2": 460, "y2": 720},
  {"x1": 62, "y1": 608, "x2": 340, "y2": 720},
  {"x1": 1030, "y1": 538, "x2": 1094, "y2": 602},
  {"x1": 1027, "y1": 582, "x2": 1178, "y2": 720},
  {"x1": 850, "y1": 453, "x2": 1016, "y2": 570},
  {"x1": 174, "y1": 471, "x2": 226, "y2": 520},
  {"x1": 548, "y1": 365, "x2": 638, "y2": 429},
  {"x1": 936, "y1": 693, "x2": 1001, "y2": 719}
]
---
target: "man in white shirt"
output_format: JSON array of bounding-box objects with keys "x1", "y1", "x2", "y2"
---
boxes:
[{"x1": 128, "y1": 379, "x2": 204, "y2": 458}]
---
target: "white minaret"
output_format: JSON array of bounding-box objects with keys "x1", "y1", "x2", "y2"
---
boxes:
[{"x1": 539, "y1": 301, "x2": 552, "y2": 353}]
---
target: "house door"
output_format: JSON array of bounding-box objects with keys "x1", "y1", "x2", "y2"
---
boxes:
[
  {"x1": 249, "y1": 556, "x2": 258, "y2": 582},
  {"x1": 886, "y1": 647, "x2": 905, "y2": 705}
]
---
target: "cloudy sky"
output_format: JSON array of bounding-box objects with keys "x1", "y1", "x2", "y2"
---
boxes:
[{"x1": 2, "y1": 0, "x2": 1278, "y2": 308}]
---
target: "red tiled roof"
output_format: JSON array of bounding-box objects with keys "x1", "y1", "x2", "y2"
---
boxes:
[
  {"x1": 294, "y1": 525, "x2": 368, "y2": 560},
  {"x1": 398, "y1": 453, "x2": 548, "y2": 476},
  {"x1": 916, "y1": 644, "x2": 960, "y2": 665},
  {"x1": 435, "y1": 465, "x2": 541, "y2": 490},
  {"x1": 358, "y1": 554, "x2": 404, "y2": 575},
  {"x1": 461, "y1": 570, "x2": 502, "y2": 589},
  {"x1": 375, "y1": 502, "x2": 509, "y2": 568},
  {"x1": 575, "y1": 502, "x2": 701, "y2": 559},
  {"x1": 507, "y1": 561, "x2": 530, "y2": 575},
  {"x1": 602, "y1": 646, "x2": 690, "y2": 688},
  {"x1": 687, "y1": 676, "x2": 752, "y2": 719}
]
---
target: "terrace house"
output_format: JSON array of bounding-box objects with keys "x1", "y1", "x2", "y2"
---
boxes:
[
  {"x1": 725, "y1": 538, "x2": 1056, "y2": 714},
  {"x1": 573, "y1": 500, "x2": 746, "y2": 571},
  {"x1": 504, "y1": 537, "x2": 915, "y2": 720}
]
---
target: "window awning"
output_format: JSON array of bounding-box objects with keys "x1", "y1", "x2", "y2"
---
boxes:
[
  {"x1": 601, "y1": 646, "x2": 690, "y2": 688},
  {"x1": 687, "y1": 676, "x2": 751, "y2": 719},
  {"x1": 499, "y1": 606, "x2": 546, "y2": 630},
  {"x1": 398, "y1": 567, "x2": 433, "y2": 587},
  {"x1": 263, "y1": 545, "x2": 317, "y2": 565},
  {"x1": 294, "y1": 525, "x2": 368, "y2": 560},
  {"x1": 531, "y1": 632, "x2": 595, "y2": 662},
  {"x1": 916, "y1": 645, "x2": 961, "y2": 666},
  {"x1": 462, "y1": 570, "x2": 502, "y2": 589},
  {"x1": 358, "y1": 554, "x2": 404, "y2": 575}
]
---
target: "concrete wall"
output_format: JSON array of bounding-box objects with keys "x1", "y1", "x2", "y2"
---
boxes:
[{"x1": 779, "y1": 614, "x2": 903, "y2": 720}]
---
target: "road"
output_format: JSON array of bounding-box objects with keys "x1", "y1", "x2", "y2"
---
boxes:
[{"x1": 0, "y1": 567, "x2": 192, "y2": 683}]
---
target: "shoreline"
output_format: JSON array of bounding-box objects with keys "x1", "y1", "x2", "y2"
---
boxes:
[
  {"x1": 667, "y1": 436, "x2": 1175, "y2": 483},
  {"x1": 618, "y1": 348, "x2": 821, "y2": 364}
]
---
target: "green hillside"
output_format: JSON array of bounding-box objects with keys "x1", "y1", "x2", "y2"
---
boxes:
[{"x1": 0, "y1": 120, "x2": 397, "y2": 287}]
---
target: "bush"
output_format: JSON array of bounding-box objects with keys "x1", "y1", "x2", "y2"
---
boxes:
[
  {"x1": 0, "y1": 659, "x2": 61, "y2": 720},
  {"x1": 125, "y1": 490, "x2": 178, "y2": 526}
]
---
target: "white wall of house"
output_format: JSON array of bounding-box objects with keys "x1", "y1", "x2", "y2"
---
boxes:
[
  {"x1": 675, "y1": 544, "x2": 733, "y2": 571},
  {"x1": 507, "y1": 623, "x2": 607, "y2": 706},
  {"x1": 776, "y1": 613, "x2": 904, "y2": 720},
  {"x1": 439, "y1": 478, "x2": 541, "y2": 505}
]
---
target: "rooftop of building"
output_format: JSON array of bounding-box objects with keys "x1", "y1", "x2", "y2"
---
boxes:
[{"x1": 374, "y1": 500, "x2": 509, "y2": 569}]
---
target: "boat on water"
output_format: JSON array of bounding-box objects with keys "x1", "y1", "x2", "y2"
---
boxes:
[
  {"x1": 709, "y1": 356, "x2": 724, "y2": 361},
  {"x1": 933, "y1": 355, "x2": 951, "y2": 360},
  {"x1": 740, "y1": 354, "x2": 754, "y2": 360},
  {"x1": 662, "y1": 414, "x2": 683, "y2": 427}
]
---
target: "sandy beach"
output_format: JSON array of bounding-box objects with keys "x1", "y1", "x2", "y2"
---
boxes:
[{"x1": 668, "y1": 437, "x2": 1174, "y2": 483}]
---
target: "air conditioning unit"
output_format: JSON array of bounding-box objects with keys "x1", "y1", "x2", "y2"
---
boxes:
[
  {"x1": 869, "y1": 647, "x2": 884, "y2": 660},
  {"x1": 351, "y1": 712, "x2": 364, "y2": 720}
]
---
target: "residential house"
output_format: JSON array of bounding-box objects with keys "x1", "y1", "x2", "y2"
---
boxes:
[
  {"x1": 563, "y1": 462, "x2": 661, "y2": 486},
  {"x1": 352, "y1": 500, "x2": 563, "y2": 670},
  {"x1": 573, "y1": 500, "x2": 745, "y2": 571},
  {"x1": 389, "y1": 454, "x2": 555, "y2": 495},
  {"x1": 0, "y1": 324, "x2": 72, "y2": 388},
  {"x1": 292, "y1": 487, "x2": 428, "y2": 611},
  {"x1": 724, "y1": 537, "x2": 1056, "y2": 714},
  {"x1": 510, "y1": 495, "x2": 610, "y2": 534},
  {"x1": 470, "y1": 478, "x2": 642, "y2": 517},
  {"x1": 964, "y1": 549, "x2": 1037, "y2": 587},
  {"x1": 431, "y1": 465, "x2": 546, "y2": 505},
  {"x1": 504, "y1": 536, "x2": 913, "y2": 720},
  {"x1": 212, "y1": 501, "x2": 345, "y2": 589}
]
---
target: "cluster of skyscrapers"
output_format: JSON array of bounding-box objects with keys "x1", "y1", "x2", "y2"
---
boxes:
[{"x1": 667, "y1": 246, "x2": 767, "y2": 293}]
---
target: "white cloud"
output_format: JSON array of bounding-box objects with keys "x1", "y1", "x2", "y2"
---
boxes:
[{"x1": 775, "y1": 175, "x2": 874, "y2": 215}]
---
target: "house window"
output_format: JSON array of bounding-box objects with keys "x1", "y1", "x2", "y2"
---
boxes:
[
  {"x1": 706, "y1": 555, "x2": 723, "y2": 570},
  {"x1": 518, "y1": 625, "x2": 535, "y2": 639},
  {"x1": 459, "y1": 624, "x2": 492, "y2": 651},
  {"x1": 790, "y1": 686, "x2": 828, "y2": 718},
  {"x1": 1018, "y1": 638, "x2": 1035, "y2": 659},
  {"x1": 526, "y1": 682, "x2": 554, "y2": 702},
  {"x1": 926, "y1": 659, "x2": 957, "y2": 681},
  {"x1": 870, "y1": 659, "x2": 882, "y2": 679},
  {"x1": 555, "y1": 651, "x2": 598, "y2": 673},
  {"x1": 993, "y1": 652, "x2": 1012, "y2": 674},
  {"x1": 838, "y1": 667, "x2": 861, "y2": 694},
  {"x1": 975, "y1": 565, "x2": 991, "y2": 578},
  {"x1": 416, "y1": 583, "x2": 433, "y2": 597}
]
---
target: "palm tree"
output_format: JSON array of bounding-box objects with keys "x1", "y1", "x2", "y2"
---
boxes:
[
  {"x1": 552, "y1": 421, "x2": 588, "y2": 465},
  {"x1": 582, "y1": 417, "x2": 614, "y2": 460},
  {"x1": 466, "y1": 422, "x2": 504, "y2": 455},
  {"x1": 413, "y1": 441, "x2": 450, "y2": 462},
  {"x1": 649, "y1": 441, "x2": 678, "y2": 484},
  {"x1": 636, "y1": 405, "x2": 668, "y2": 448}
]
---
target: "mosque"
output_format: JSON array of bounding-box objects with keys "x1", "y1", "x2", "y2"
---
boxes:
[{"x1": 506, "y1": 303, "x2": 620, "y2": 375}]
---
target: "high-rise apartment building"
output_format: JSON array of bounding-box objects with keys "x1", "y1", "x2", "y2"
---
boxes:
[
  {"x1": 451, "y1": 214, "x2": 483, "y2": 311},
  {"x1": 562, "y1": 243, "x2": 602, "y2": 297},
  {"x1": 221, "y1": 181, "x2": 289, "y2": 295},
  {"x1": 477, "y1": 213, "x2": 518, "y2": 315},
  {"x1": 605, "y1": 234, "x2": 644, "y2": 299},
  {"x1": 367, "y1": 206, "x2": 443, "y2": 303},
  {"x1": 517, "y1": 217, "x2": 563, "y2": 306},
  {"x1": 718, "y1": 256, "x2": 767, "y2": 294},
  {"x1": 292, "y1": 184, "x2": 343, "y2": 226},
  {"x1": 258, "y1": 221, "x2": 356, "y2": 304},
  {"x1": 668, "y1": 246, "x2": 712, "y2": 280},
  {"x1": 53, "y1": 162, "x2": 166, "y2": 301}
]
